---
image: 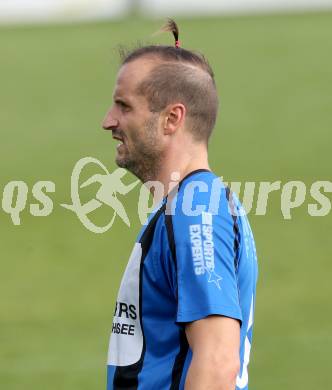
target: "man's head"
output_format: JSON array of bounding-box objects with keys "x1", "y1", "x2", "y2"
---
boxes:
[{"x1": 103, "y1": 20, "x2": 219, "y2": 181}]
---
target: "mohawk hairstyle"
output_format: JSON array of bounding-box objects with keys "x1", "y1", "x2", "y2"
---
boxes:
[{"x1": 119, "y1": 19, "x2": 219, "y2": 143}]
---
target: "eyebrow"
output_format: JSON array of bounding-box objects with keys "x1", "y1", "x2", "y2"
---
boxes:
[{"x1": 113, "y1": 94, "x2": 131, "y2": 103}]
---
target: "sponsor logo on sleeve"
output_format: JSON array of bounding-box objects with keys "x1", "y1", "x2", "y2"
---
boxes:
[{"x1": 189, "y1": 212, "x2": 222, "y2": 289}]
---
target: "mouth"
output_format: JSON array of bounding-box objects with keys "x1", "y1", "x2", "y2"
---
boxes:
[
  {"x1": 112, "y1": 134, "x2": 123, "y2": 141},
  {"x1": 112, "y1": 134, "x2": 124, "y2": 144},
  {"x1": 112, "y1": 134, "x2": 126, "y2": 152}
]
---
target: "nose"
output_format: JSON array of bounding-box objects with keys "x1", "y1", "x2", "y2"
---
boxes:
[{"x1": 102, "y1": 109, "x2": 119, "y2": 131}]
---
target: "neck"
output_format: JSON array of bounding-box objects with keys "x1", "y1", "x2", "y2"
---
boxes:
[{"x1": 145, "y1": 141, "x2": 210, "y2": 197}]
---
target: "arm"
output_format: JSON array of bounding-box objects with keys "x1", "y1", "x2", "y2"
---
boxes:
[{"x1": 185, "y1": 315, "x2": 240, "y2": 390}]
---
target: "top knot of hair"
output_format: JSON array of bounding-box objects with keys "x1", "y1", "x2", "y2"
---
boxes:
[{"x1": 161, "y1": 18, "x2": 180, "y2": 48}]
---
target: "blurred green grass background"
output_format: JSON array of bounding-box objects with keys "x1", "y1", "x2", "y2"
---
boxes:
[{"x1": 0, "y1": 12, "x2": 331, "y2": 389}]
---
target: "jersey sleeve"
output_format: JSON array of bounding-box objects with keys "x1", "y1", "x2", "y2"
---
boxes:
[{"x1": 166, "y1": 185, "x2": 243, "y2": 325}]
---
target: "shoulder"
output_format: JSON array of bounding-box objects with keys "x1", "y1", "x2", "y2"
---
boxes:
[{"x1": 168, "y1": 170, "x2": 234, "y2": 228}]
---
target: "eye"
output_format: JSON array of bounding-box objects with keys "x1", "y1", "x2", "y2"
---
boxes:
[{"x1": 115, "y1": 100, "x2": 131, "y2": 112}]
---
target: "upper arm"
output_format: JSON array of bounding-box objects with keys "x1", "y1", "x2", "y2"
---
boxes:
[
  {"x1": 184, "y1": 316, "x2": 241, "y2": 390},
  {"x1": 185, "y1": 315, "x2": 240, "y2": 361}
]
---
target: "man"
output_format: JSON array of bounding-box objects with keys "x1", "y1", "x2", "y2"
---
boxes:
[{"x1": 103, "y1": 20, "x2": 258, "y2": 390}]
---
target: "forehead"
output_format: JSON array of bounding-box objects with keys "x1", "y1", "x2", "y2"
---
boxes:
[{"x1": 113, "y1": 58, "x2": 155, "y2": 99}]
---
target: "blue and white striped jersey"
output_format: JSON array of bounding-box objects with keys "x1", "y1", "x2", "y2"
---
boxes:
[{"x1": 107, "y1": 170, "x2": 258, "y2": 390}]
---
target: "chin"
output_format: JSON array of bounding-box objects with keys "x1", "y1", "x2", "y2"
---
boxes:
[
  {"x1": 116, "y1": 158, "x2": 143, "y2": 180},
  {"x1": 115, "y1": 150, "x2": 126, "y2": 167},
  {"x1": 115, "y1": 157, "x2": 126, "y2": 168},
  {"x1": 116, "y1": 155, "x2": 132, "y2": 170}
]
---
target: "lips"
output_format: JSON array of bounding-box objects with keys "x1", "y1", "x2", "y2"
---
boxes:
[
  {"x1": 112, "y1": 134, "x2": 123, "y2": 142},
  {"x1": 112, "y1": 132, "x2": 125, "y2": 145},
  {"x1": 112, "y1": 133, "x2": 126, "y2": 153}
]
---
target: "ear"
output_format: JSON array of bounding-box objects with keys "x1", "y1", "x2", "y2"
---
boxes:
[{"x1": 163, "y1": 103, "x2": 186, "y2": 135}]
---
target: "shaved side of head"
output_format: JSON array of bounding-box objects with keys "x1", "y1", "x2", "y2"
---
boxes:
[{"x1": 120, "y1": 45, "x2": 219, "y2": 143}]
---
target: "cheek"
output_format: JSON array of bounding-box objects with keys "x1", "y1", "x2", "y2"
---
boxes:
[{"x1": 125, "y1": 122, "x2": 144, "y2": 143}]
